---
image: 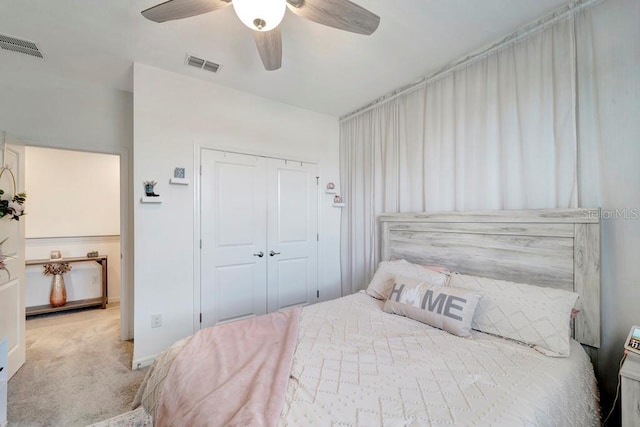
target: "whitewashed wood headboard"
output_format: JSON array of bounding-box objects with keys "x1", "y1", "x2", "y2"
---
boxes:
[{"x1": 379, "y1": 209, "x2": 601, "y2": 349}]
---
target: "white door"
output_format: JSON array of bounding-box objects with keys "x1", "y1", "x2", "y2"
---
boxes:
[
  {"x1": 266, "y1": 159, "x2": 318, "y2": 312},
  {"x1": 200, "y1": 151, "x2": 319, "y2": 327},
  {"x1": 0, "y1": 136, "x2": 26, "y2": 380},
  {"x1": 200, "y1": 150, "x2": 268, "y2": 327}
]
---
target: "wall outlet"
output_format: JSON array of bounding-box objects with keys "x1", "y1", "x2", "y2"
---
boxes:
[{"x1": 151, "y1": 314, "x2": 162, "y2": 328}]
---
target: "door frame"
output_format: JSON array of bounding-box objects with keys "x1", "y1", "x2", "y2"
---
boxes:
[
  {"x1": 193, "y1": 142, "x2": 321, "y2": 332},
  {"x1": 9, "y1": 138, "x2": 133, "y2": 341}
]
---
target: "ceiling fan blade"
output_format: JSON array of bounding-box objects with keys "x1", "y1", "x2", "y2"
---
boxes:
[
  {"x1": 141, "y1": 0, "x2": 231, "y2": 23},
  {"x1": 286, "y1": 0, "x2": 379, "y2": 35},
  {"x1": 253, "y1": 28, "x2": 282, "y2": 71}
]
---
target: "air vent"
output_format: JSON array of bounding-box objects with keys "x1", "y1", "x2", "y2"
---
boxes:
[
  {"x1": 202, "y1": 61, "x2": 220, "y2": 73},
  {"x1": 185, "y1": 54, "x2": 220, "y2": 74},
  {"x1": 0, "y1": 33, "x2": 43, "y2": 58}
]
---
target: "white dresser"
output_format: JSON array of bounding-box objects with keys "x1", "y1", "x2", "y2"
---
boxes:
[{"x1": 621, "y1": 352, "x2": 640, "y2": 427}]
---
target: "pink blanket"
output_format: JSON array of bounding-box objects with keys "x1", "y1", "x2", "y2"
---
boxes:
[{"x1": 156, "y1": 308, "x2": 301, "y2": 427}]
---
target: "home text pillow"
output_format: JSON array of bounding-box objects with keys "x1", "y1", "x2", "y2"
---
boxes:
[
  {"x1": 383, "y1": 276, "x2": 481, "y2": 337},
  {"x1": 448, "y1": 273, "x2": 579, "y2": 357},
  {"x1": 366, "y1": 260, "x2": 449, "y2": 300}
]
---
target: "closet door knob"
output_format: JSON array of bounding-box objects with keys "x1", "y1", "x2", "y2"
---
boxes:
[
  {"x1": 253, "y1": 251, "x2": 264, "y2": 258},
  {"x1": 269, "y1": 251, "x2": 281, "y2": 257}
]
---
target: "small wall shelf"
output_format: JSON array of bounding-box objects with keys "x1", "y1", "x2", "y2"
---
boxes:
[
  {"x1": 325, "y1": 189, "x2": 337, "y2": 194},
  {"x1": 170, "y1": 178, "x2": 189, "y2": 185},
  {"x1": 332, "y1": 202, "x2": 345, "y2": 208},
  {"x1": 140, "y1": 196, "x2": 163, "y2": 203}
]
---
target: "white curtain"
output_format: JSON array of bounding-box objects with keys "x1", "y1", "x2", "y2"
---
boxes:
[{"x1": 340, "y1": 13, "x2": 582, "y2": 295}]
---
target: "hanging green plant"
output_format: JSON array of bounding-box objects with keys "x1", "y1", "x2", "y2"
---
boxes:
[{"x1": 0, "y1": 166, "x2": 26, "y2": 220}]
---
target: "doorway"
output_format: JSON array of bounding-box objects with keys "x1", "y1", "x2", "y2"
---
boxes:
[
  {"x1": 23, "y1": 147, "x2": 122, "y2": 319},
  {"x1": 0, "y1": 133, "x2": 133, "y2": 381}
]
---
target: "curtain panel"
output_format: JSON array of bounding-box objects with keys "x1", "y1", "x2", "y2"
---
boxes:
[{"x1": 340, "y1": 8, "x2": 599, "y2": 296}]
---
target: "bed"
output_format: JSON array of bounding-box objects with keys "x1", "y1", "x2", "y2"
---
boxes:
[{"x1": 126, "y1": 209, "x2": 601, "y2": 426}]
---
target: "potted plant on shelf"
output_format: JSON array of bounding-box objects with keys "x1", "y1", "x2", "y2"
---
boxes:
[{"x1": 43, "y1": 263, "x2": 72, "y2": 308}]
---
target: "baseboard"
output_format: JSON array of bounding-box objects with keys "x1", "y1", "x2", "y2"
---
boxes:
[
  {"x1": 132, "y1": 355, "x2": 155, "y2": 370},
  {"x1": 108, "y1": 297, "x2": 120, "y2": 304}
]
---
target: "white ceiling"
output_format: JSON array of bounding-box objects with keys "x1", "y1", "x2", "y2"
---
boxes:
[{"x1": 0, "y1": 0, "x2": 570, "y2": 117}]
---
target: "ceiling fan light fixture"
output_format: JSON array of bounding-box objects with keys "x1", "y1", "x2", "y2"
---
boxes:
[{"x1": 232, "y1": 0, "x2": 286, "y2": 32}]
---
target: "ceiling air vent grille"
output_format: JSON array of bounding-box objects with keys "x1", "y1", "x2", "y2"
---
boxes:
[
  {"x1": 0, "y1": 33, "x2": 43, "y2": 58},
  {"x1": 185, "y1": 54, "x2": 220, "y2": 74},
  {"x1": 202, "y1": 61, "x2": 220, "y2": 73}
]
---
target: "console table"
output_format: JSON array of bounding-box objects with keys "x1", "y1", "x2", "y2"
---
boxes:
[{"x1": 25, "y1": 255, "x2": 108, "y2": 316}]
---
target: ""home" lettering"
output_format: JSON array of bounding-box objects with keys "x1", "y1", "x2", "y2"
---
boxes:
[{"x1": 390, "y1": 283, "x2": 466, "y2": 321}]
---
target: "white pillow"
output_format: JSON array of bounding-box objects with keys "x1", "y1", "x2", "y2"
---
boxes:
[
  {"x1": 366, "y1": 259, "x2": 449, "y2": 300},
  {"x1": 448, "y1": 273, "x2": 579, "y2": 357},
  {"x1": 383, "y1": 276, "x2": 481, "y2": 337}
]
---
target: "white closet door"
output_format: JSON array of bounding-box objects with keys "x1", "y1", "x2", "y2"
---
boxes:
[
  {"x1": 200, "y1": 150, "x2": 267, "y2": 327},
  {"x1": 266, "y1": 159, "x2": 318, "y2": 312}
]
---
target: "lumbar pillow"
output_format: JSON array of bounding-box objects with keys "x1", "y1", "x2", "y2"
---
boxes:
[
  {"x1": 448, "y1": 273, "x2": 579, "y2": 357},
  {"x1": 366, "y1": 259, "x2": 449, "y2": 300},
  {"x1": 383, "y1": 276, "x2": 481, "y2": 337}
]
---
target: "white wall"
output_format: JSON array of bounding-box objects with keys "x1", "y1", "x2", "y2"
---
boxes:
[
  {"x1": 585, "y1": 0, "x2": 640, "y2": 419},
  {"x1": 24, "y1": 147, "x2": 120, "y2": 238},
  {"x1": 0, "y1": 76, "x2": 132, "y2": 153},
  {"x1": 133, "y1": 63, "x2": 340, "y2": 366}
]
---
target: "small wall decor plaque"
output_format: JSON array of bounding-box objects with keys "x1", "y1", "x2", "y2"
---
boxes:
[
  {"x1": 50, "y1": 250, "x2": 62, "y2": 261},
  {"x1": 144, "y1": 180, "x2": 159, "y2": 197},
  {"x1": 325, "y1": 182, "x2": 337, "y2": 194},
  {"x1": 87, "y1": 250, "x2": 99, "y2": 258},
  {"x1": 170, "y1": 167, "x2": 189, "y2": 185}
]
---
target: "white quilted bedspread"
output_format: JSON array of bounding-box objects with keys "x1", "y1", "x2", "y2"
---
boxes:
[{"x1": 280, "y1": 292, "x2": 599, "y2": 427}]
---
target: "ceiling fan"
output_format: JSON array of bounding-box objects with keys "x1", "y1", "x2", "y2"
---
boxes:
[{"x1": 141, "y1": 0, "x2": 380, "y2": 71}]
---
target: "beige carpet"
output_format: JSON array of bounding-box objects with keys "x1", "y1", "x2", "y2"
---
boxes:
[{"x1": 7, "y1": 304, "x2": 147, "y2": 426}]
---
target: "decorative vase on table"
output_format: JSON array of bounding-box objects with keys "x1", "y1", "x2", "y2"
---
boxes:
[
  {"x1": 49, "y1": 274, "x2": 67, "y2": 308},
  {"x1": 43, "y1": 262, "x2": 71, "y2": 307}
]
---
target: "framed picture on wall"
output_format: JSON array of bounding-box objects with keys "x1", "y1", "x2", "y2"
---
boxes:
[{"x1": 50, "y1": 250, "x2": 62, "y2": 261}]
